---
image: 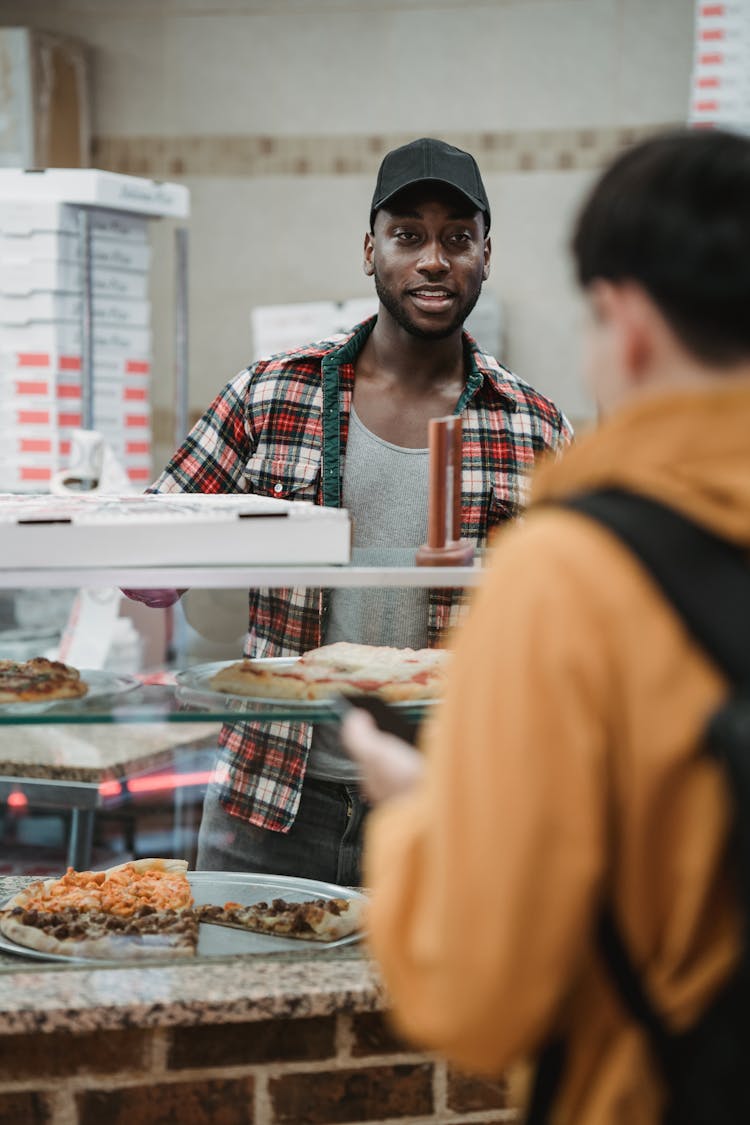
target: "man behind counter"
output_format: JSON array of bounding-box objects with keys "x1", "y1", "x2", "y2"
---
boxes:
[{"x1": 127, "y1": 137, "x2": 571, "y2": 883}]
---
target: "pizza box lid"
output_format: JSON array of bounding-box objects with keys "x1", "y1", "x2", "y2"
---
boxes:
[
  {"x1": 0, "y1": 170, "x2": 189, "y2": 219},
  {"x1": 0, "y1": 493, "x2": 352, "y2": 568}
]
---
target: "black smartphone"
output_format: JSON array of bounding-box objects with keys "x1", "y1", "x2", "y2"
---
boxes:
[{"x1": 332, "y1": 693, "x2": 419, "y2": 745}]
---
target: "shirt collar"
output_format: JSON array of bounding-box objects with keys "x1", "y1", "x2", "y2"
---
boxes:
[{"x1": 327, "y1": 316, "x2": 518, "y2": 412}]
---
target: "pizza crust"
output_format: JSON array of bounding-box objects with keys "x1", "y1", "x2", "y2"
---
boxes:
[
  {"x1": 198, "y1": 896, "x2": 365, "y2": 942},
  {"x1": 0, "y1": 860, "x2": 364, "y2": 960},
  {"x1": 208, "y1": 643, "x2": 448, "y2": 702},
  {"x1": 0, "y1": 912, "x2": 197, "y2": 961},
  {"x1": 0, "y1": 658, "x2": 88, "y2": 703},
  {"x1": 0, "y1": 859, "x2": 197, "y2": 961}
]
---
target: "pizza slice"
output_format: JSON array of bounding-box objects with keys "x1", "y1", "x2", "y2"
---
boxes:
[
  {"x1": 0, "y1": 658, "x2": 88, "y2": 704},
  {"x1": 198, "y1": 895, "x2": 364, "y2": 942},
  {"x1": 208, "y1": 642, "x2": 449, "y2": 703},
  {"x1": 0, "y1": 904, "x2": 199, "y2": 960},
  {"x1": 0, "y1": 858, "x2": 197, "y2": 960}
]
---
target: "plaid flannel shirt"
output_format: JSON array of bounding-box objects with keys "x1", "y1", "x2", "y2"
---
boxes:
[{"x1": 151, "y1": 316, "x2": 572, "y2": 830}]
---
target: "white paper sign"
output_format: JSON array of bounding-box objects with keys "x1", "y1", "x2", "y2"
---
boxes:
[{"x1": 57, "y1": 587, "x2": 123, "y2": 669}]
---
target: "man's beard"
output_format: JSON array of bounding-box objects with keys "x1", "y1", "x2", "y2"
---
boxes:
[{"x1": 373, "y1": 267, "x2": 482, "y2": 340}]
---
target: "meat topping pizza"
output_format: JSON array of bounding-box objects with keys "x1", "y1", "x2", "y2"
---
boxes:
[
  {"x1": 0, "y1": 905, "x2": 199, "y2": 960},
  {"x1": 0, "y1": 658, "x2": 88, "y2": 704},
  {"x1": 0, "y1": 860, "x2": 364, "y2": 959},
  {"x1": 197, "y1": 896, "x2": 364, "y2": 942},
  {"x1": 209, "y1": 641, "x2": 448, "y2": 703}
]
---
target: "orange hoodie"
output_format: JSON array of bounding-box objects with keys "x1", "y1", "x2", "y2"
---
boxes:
[{"x1": 364, "y1": 381, "x2": 750, "y2": 1123}]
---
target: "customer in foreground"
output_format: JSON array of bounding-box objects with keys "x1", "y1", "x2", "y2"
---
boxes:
[{"x1": 342, "y1": 128, "x2": 750, "y2": 1124}]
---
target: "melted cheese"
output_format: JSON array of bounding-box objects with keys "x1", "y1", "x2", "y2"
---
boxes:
[{"x1": 20, "y1": 864, "x2": 193, "y2": 917}]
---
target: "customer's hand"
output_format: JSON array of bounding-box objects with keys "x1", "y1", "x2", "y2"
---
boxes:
[
  {"x1": 340, "y1": 709, "x2": 425, "y2": 805},
  {"x1": 120, "y1": 588, "x2": 186, "y2": 609}
]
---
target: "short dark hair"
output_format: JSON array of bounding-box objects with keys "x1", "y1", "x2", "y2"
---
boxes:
[{"x1": 571, "y1": 128, "x2": 750, "y2": 365}]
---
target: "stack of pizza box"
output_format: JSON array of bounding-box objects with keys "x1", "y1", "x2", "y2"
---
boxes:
[
  {"x1": 690, "y1": 0, "x2": 750, "y2": 131},
  {"x1": 0, "y1": 169, "x2": 189, "y2": 492}
]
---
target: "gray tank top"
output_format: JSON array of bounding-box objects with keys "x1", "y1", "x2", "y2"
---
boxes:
[{"x1": 306, "y1": 405, "x2": 429, "y2": 782}]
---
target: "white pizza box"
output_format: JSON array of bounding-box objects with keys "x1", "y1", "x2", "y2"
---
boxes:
[
  {"x1": 101, "y1": 431, "x2": 152, "y2": 459},
  {"x1": 123, "y1": 436, "x2": 152, "y2": 456},
  {"x1": 94, "y1": 353, "x2": 151, "y2": 380},
  {"x1": 0, "y1": 431, "x2": 82, "y2": 464},
  {"x1": 125, "y1": 466, "x2": 153, "y2": 485},
  {"x1": 4, "y1": 424, "x2": 83, "y2": 454},
  {"x1": 0, "y1": 170, "x2": 189, "y2": 220},
  {"x1": 0, "y1": 349, "x2": 82, "y2": 375},
  {"x1": 0, "y1": 259, "x2": 149, "y2": 300},
  {"x1": 93, "y1": 405, "x2": 151, "y2": 430},
  {"x1": 0, "y1": 427, "x2": 59, "y2": 456},
  {"x1": 0, "y1": 467, "x2": 53, "y2": 491},
  {"x1": 121, "y1": 449, "x2": 153, "y2": 466},
  {"x1": 0, "y1": 321, "x2": 152, "y2": 355},
  {"x1": 0, "y1": 450, "x2": 57, "y2": 469},
  {"x1": 0, "y1": 493, "x2": 352, "y2": 568},
  {"x1": 0, "y1": 231, "x2": 151, "y2": 272},
  {"x1": 0, "y1": 201, "x2": 150, "y2": 241},
  {"x1": 0, "y1": 351, "x2": 153, "y2": 380},
  {"x1": 0, "y1": 292, "x2": 150, "y2": 328},
  {"x1": 0, "y1": 371, "x2": 98, "y2": 399},
  {"x1": 91, "y1": 381, "x2": 149, "y2": 407},
  {"x1": 0, "y1": 401, "x2": 60, "y2": 427}
]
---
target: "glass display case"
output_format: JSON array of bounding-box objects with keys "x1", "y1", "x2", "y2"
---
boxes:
[{"x1": 0, "y1": 558, "x2": 481, "y2": 971}]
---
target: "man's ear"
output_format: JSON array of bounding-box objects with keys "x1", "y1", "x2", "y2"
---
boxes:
[
  {"x1": 363, "y1": 231, "x2": 375, "y2": 277},
  {"x1": 594, "y1": 280, "x2": 653, "y2": 384},
  {"x1": 483, "y1": 235, "x2": 491, "y2": 281}
]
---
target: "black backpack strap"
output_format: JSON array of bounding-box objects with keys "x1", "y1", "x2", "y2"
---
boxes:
[
  {"x1": 527, "y1": 487, "x2": 750, "y2": 1121},
  {"x1": 564, "y1": 489, "x2": 750, "y2": 686},
  {"x1": 596, "y1": 906, "x2": 676, "y2": 1072},
  {"x1": 524, "y1": 1039, "x2": 567, "y2": 1125}
]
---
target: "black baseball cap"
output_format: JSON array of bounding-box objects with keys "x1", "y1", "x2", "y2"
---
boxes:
[{"x1": 370, "y1": 137, "x2": 491, "y2": 232}]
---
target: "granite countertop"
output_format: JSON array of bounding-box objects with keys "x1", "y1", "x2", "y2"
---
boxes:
[
  {"x1": 0, "y1": 877, "x2": 385, "y2": 1035},
  {"x1": 0, "y1": 721, "x2": 220, "y2": 783}
]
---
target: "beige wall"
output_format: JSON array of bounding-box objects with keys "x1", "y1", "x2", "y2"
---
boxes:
[{"x1": 0, "y1": 0, "x2": 695, "y2": 451}]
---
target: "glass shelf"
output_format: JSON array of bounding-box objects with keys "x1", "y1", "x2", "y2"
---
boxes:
[
  {"x1": 0, "y1": 563, "x2": 483, "y2": 590},
  {"x1": 0, "y1": 684, "x2": 432, "y2": 725}
]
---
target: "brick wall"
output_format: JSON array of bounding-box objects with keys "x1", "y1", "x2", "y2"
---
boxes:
[{"x1": 0, "y1": 1012, "x2": 519, "y2": 1125}]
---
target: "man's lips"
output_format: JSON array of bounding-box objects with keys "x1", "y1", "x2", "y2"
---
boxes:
[{"x1": 407, "y1": 288, "x2": 456, "y2": 312}]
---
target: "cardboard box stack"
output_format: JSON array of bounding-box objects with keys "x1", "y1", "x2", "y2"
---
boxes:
[
  {"x1": 690, "y1": 1, "x2": 750, "y2": 131},
  {"x1": 0, "y1": 169, "x2": 189, "y2": 492}
]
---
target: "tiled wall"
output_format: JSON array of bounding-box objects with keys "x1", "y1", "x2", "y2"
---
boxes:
[
  {"x1": 0, "y1": 1011, "x2": 519, "y2": 1124},
  {"x1": 91, "y1": 125, "x2": 665, "y2": 180},
  {"x1": 0, "y1": 0, "x2": 695, "y2": 455}
]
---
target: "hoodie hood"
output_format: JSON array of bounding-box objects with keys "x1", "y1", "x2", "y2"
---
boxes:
[{"x1": 531, "y1": 380, "x2": 750, "y2": 550}]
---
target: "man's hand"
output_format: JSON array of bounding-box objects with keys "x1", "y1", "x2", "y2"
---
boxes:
[
  {"x1": 120, "y1": 588, "x2": 186, "y2": 609},
  {"x1": 340, "y1": 709, "x2": 425, "y2": 805}
]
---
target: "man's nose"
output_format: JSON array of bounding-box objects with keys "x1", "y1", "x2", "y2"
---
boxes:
[{"x1": 417, "y1": 237, "x2": 449, "y2": 273}]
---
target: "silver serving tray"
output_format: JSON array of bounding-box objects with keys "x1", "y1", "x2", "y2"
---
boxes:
[
  {"x1": 0, "y1": 871, "x2": 366, "y2": 964},
  {"x1": 174, "y1": 658, "x2": 434, "y2": 713}
]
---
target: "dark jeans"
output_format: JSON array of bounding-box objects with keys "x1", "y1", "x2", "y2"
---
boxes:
[{"x1": 196, "y1": 775, "x2": 369, "y2": 886}]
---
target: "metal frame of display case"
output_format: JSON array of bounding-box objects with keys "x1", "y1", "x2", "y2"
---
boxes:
[{"x1": 0, "y1": 565, "x2": 483, "y2": 589}]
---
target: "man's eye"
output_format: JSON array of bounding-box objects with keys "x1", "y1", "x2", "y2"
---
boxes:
[
  {"x1": 395, "y1": 230, "x2": 419, "y2": 242},
  {"x1": 448, "y1": 231, "x2": 472, "y2": 244}
]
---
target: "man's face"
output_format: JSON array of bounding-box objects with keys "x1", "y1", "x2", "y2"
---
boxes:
[{"x1": 364, "y1": 185, "x2": 490, "y2": 340}]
